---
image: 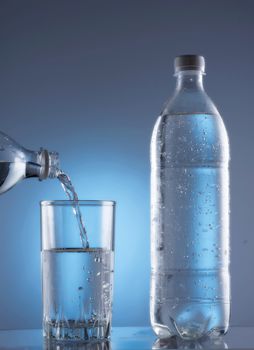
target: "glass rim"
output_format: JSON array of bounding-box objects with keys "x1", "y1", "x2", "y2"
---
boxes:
[{"x1": 40, "y1": 200, "x2": 116, "y2": 207}]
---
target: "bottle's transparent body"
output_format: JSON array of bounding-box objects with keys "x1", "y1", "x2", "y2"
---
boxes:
[
  {"x1": 0, "y1": 131, "x2": 59, "y2": 194},
  {"x1": 150, "y1": 68, "x2": 230, "y2": 340}
]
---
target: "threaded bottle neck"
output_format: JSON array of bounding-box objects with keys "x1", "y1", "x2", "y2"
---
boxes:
[
  {"x1": 25, "y1": 148, "x2": 60, "y2": 180},
  {"x1": 38, "y1": 149, "x2": 60, "y2": 180},
  {"x1": 175, "y1": 70, "x2": 204, "y2": 91}
]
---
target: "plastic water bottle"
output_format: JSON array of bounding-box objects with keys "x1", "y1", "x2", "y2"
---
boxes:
[
  {"x1": 0, "y1": 130, "x2": 59, "y2": 194},
  {"x1": 150, "y1": 55, "x2": 230, "y2": 340},
  {"x1": 0, "y1": 131, "x2": 88, "y2": 248}
]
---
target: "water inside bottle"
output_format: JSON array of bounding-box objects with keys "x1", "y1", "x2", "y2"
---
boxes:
[
  {"x1": 151, "y1": 113, "x2": 230, "y2": 339},
  {"x1": 0, "y1": 162, "x2": 26, "y2": 194}
]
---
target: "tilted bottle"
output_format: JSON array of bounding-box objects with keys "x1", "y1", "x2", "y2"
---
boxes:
[
  {"x1": 150, "y1": 55, "x2": 230, "y2": 340},
  {"x1": 0, "y1": 131, "x2": 59, "y2": 194}
]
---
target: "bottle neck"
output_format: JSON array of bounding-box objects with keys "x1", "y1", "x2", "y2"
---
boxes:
[
  {"x1": 26, "y1": 149, "x2": 59, "y2": 180},
  {"x1": 175, "y1": 70, "x2": 204, "y2": 92},
  {"x1": 162, "y1": 68, "x2": 218, "y2": 116}
]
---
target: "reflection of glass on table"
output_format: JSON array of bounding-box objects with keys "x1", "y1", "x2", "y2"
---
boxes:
[{"x1": 44, "y1": 339, "x2": 111, "y2": 350}]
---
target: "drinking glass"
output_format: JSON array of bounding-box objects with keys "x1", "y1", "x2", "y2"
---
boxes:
[{"x1": 41, "y1": 200, "x2": 115, "y2": 342}]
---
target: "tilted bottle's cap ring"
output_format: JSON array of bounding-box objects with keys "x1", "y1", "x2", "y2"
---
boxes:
[
  {"x1": 39, "y1": 149, "x2": 60, "y2": 180},
  {"x1": 39, "y1": 149, "x2": 49, "y2": 180},
  {"x1": 174, "y1": 55, "x2": 205, "y2": 74}
]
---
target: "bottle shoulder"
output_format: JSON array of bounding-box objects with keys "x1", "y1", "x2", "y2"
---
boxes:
[
  {"x1": 0, "y1": 131, "x2": 27, "y2": 162},
  {"x1": 163, "y1": 89, "x2": 220, "y2": 116}
]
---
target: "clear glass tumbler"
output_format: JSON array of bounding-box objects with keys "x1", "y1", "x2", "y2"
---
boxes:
[{"x1": 41, "y1": 200, "x2": 115, "y2": 342}]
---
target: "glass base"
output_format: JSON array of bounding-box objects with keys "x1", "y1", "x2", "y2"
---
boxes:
[{"x1": 43, "y1": 319, "x2": 111, "y2": 343}]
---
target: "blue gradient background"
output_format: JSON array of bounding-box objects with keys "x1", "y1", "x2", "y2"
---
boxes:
[{"x1": 0, "y1": 0, "x2": 253, "y2": 329}]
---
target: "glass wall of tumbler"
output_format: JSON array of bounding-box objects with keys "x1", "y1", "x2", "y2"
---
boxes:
[{"x1": 41, "y1": 200, "x2": 115, "y2": 343}]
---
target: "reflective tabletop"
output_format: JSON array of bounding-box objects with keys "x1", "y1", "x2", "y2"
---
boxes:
[{"x1": 0, "y1": 327, "x2": 253, "y2": 350}]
